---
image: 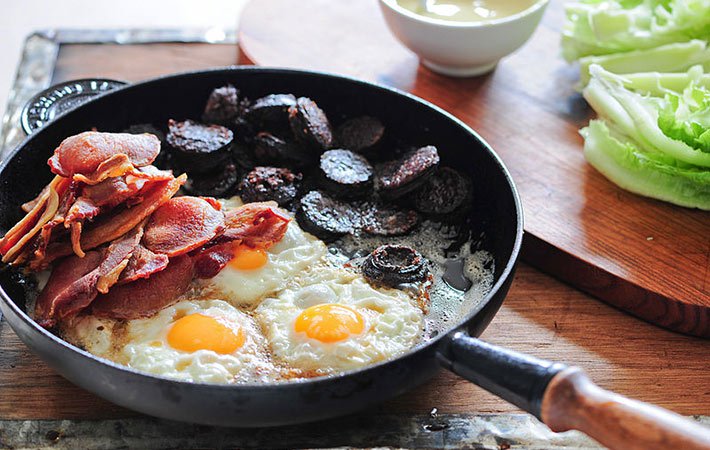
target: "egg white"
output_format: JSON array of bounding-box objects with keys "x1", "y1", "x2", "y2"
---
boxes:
[
  {"x1": 67, "y1": 299, "x2": 280, "y2": 383},
  {"x1": 201, "y1": 217, "x2": 327, "y2": 308},
  {"x1": 255, "y1": 266, "x2": 424, "y2": 373}
]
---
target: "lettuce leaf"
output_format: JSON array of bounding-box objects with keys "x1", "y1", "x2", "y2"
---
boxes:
[
  {"x1": 582, "y1": 120, "x2": 710, "y2": 209},
  {"x1": 578, "y1": 40, "x2": 710, "y2": 86},
  {"x1": 657, "y1": 81, "x2": 710, "y2": 152},
  {"x1": 583, "y1": 64, "x2": 710, "y2": 167},
  {"x1": 562, "y1": 0, "x2": 710, "y2": 62}
]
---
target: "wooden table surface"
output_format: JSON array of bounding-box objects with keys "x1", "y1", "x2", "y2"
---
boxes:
[{"x1": 0, "y1": 41, "x2": 707, "y2": 446}]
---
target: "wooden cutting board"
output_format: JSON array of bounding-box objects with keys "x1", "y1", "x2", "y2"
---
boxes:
[{"x1": 238, "y1": 0, "x2": 710, "y2": 337}]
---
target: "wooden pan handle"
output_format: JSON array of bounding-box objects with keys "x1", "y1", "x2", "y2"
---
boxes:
[{"x1": 541, "y1": 367, "x2": 710, "y2": 450}]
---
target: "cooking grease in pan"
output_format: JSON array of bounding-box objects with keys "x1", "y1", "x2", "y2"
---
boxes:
[{"x1": 334, "y1": 219, "x2": 495, "y2": 340}]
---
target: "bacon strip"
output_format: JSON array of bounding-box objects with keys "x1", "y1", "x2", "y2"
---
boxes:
[
  {"x1": 1, "y1": 176, "x2": 71, "y2": 263},
  {"x1": 39, "y1": 174, "x2": 185, "y2": 267},
  {"x1": 143, "y1": 197, "x2": 225, "y2": 257},
  {"x1": 32, "y1": 182, "x2": 78, "y2": 262},
  {"x1": 21, "y1": 184, "x2": 50, "y2": 213},
  {"x1": 65, "y1": 197, "x2": 101, "y2": 225},
  {"x1": 192, "y1": 243, "x2": 234, "y2": 279},
  {"x1": 128, "y1": 165, "x2": 175, "y2": 183},
  {"x1": 91, "y1": 254, "x2": 194, "y2": 320},
  {"x1": 71, "y1": 153, "x2": 137, "y2": 185},
  {"x1": 81, "y1": 176, "x2": 145, "y2": 209},
  {"x1": 192, "y1": 203, "x2": 290, "y2": 279},
  {"x1": 34, "y1": 250, "x2": 103, "y2": 328},
  {"x1": 34, "y1": 225, "x2": 144, "y2": 326},
  {"x1": 222, "y1": 202, "x2": 291, "y2": 248},
  {"x1": 48, "y1": 132, "x2": 160, "y2": 179},
  {"x1": 118, "y1": 244, "x2": 169, "y2": 284}
]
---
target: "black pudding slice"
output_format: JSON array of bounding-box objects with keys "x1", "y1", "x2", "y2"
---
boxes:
[
  {"x1": 239, "y1": 166, "x2": 302, "y2": 207},
  {"x1": 362, "y1": 245, "x2": 429, "y2": 287},
  {"x1": 319, "y1": 149, "x2": 373, "y2": 198},
  {"x1": 166, "y1": 119, "x2": 233, "y2": 174},
  {"x1": 244, "y1": 94, "x2": 296, "y2": 130},
  {"x1": 297, "y1": 190, "x2": 358, "y2": 241},
  {"x1": 377, "y1": 145, "x2": 440, "y2": 200},
  {"x1": 361, "y1": 203, "x2": 419, "y2": 236},
  {"x1": 288, "y1": 97, "x2": 333, "y2": 150},
  {"x1": 413, "y1": 167, "x2": 472, "y2": 215},
  {"x1": 202, "y1": 84, "x2": 250, "y2": 127},
  {"x1": 335, "y1": 116, "x2": 385, "y2": 152},
  {"x1": 183, "y1": 163, "x2": 239, "y2": 198},
  {"x1": 253, "y1": 132, "x2": 314, "y2": 169}
]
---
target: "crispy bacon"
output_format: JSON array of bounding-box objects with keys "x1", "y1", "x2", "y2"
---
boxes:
[
  {"x1": 34, "y1": 225, "x2": 144, "y2": 326},
  {"x1": 21, "y1": 184, "x2": 50, "y2": 213},
  {"x1": 48, "y1": 132, "x2": 160, "y2": 179},
  {"x1": 39, "y1": 174, "x2": 185, "y2": 268},
  {"x1": 91, "y1": 254, "x2": 194, "y2": 320},
  {"x1": 118, "y1": 244, "x2": 169, "y2": 284},
  {"x1": 192, "y1": 202, "x2": 290, "y2": 278},
  {"x1": 221, "y1": 202, "x2": 291, "y2": 248},
  {"x1": 143, "y1": 197, "x2": 225, "y2": 257},
  {"x1": 62, "y1": 169, "x2": 176, "y2": 258},
  {"x1": 0, "y1": 176, "x2": 71, "y2": 263},
  {"x1": 32, "y1": 181, "x2": 78, "y2": 261}
]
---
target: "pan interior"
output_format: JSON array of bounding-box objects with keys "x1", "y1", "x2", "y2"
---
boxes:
[{"x1": 0, "y1": 68, "x2": 521, "y2": 382}]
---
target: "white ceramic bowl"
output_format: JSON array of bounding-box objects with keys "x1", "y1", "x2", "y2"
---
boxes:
[{"x1": 378, "y1": 0, "x2": 549, "y2": 77}]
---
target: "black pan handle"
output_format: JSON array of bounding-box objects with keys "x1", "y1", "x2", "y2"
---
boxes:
[
  {"x1": 437, "y1": 331, "x2": 566, "y2": 418},
  {"x1": 437, "y1": 331, "x2": 710, "y2": 450}
]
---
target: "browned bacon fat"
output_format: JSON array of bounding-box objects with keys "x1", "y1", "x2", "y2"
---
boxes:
[
  {"x1": 143, "y1": 196, "x2": 225, "y2": 257},
  {"x1": 0, "y1": 176, "x2": 72, "y2": 264},
  {"x1": 48, "y1": 132, "x2": 160, "y2": 179}
]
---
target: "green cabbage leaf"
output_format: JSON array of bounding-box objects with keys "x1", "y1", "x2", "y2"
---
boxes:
[
  {"x1": 583, "y1": 64, "x2": 710, "y2": 167},
  {"x1": 578, "y1": 40, "x2": 710, "y2": 86},
  {"x1": 562, "y1": 0, "x2": 710, "y2": 62},
  {"x1": 581, "y1": 64, "x2": 710, "y2": 208},
  {"x1": 582, "y1": 120, "x2": 710, "y2": 209}
]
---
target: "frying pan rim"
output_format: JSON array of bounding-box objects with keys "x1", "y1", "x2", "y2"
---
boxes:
[{"x1": 0, "y1": 65, "x2": 523, "y2": 391}]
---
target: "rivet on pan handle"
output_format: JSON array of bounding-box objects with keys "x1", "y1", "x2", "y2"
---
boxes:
[{"x1": 437, "y1": 331, "x2": 710, "y2": 450}]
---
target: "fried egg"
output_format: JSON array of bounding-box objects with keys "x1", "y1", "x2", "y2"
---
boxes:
[
  {"x1": 202, "y1": 216, "x2": 327, "y2": 307},
  {"x1": 255, "y1": 266, "x2": 424, "y2": 373},
  {"x1": 67, "y1": 299, "x2": 279, "y2": 383}
]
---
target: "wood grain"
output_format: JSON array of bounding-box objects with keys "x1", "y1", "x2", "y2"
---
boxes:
[
  {"x1": 53, "y1": 43, "x2": 240, "y2": 84},
  {"x1": 237, "y1": 0, "x2": 710, "y2": 337},
  {"x1": 541, "y1": 368, "x2": 710, "y2": 450},
  {"x1": 1, "y1": 264, "x2": 708, "y2": 420}
]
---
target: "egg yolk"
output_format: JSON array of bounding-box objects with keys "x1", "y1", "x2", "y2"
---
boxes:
[
  {"x1": 294, "y1": 304, "x2": 365, "y2": 343},
  {"x1": 229, "y1": 245, "x2": 268, "y2": 270},
  {"x1": 167, "y1": 313, "x2": 245, "y2": 354}
]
